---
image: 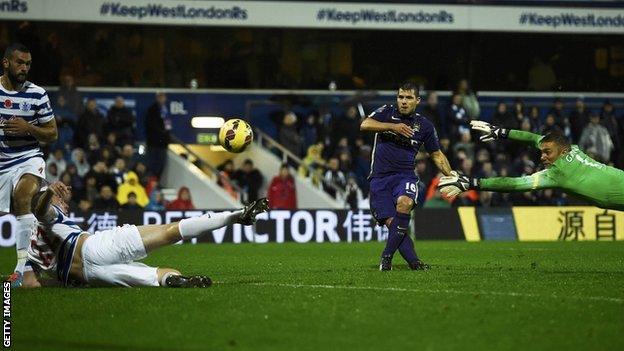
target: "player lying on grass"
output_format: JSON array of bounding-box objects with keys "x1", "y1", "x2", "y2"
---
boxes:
[
  {"x1": 20, "y1": 182, "x2": 269, "y2": 288},
  {"x1": 438, "y1": 121, "x2": 624, "y2": 211}
]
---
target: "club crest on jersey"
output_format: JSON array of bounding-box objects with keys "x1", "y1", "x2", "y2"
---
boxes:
[
  {"x1": 19, "y1": 101, "x2": 31, "y2": 112},
  {"x1": 4, "y1": 99, "x2": 12, "y2": 109},
  {"x1": 412, "y1": 122, "x2": 421, "y2": 132}
]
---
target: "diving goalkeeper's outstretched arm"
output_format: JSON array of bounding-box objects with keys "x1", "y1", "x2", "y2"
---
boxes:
[
  {"x1": 435, "y1": 170, "x2": 558, "y2": 197},
  {"x1": 470, "y1": 120, "x2": 542, "y2": 148}
]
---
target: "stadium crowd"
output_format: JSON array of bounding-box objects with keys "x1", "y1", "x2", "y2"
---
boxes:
[{"x1": 45, "y1": 81, "x2": 203, "y2": 213}]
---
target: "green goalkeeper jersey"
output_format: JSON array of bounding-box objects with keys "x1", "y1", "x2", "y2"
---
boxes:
[{"x1": 480, "y1": 130, "x2": 624, "y2": 211}]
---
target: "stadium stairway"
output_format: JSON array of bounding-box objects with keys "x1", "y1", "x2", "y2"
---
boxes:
[
  {"x1": 161, "y1": 147, "x2": 241, "y2": 209},
  {"x1": 232, "y1": 130, "x2": 344, "y2": 209}
]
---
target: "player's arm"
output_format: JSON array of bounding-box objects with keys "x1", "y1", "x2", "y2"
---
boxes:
[
  {"x1": 470, "y1": 121, "x2": 541, "y2": 148},
  {"x1": 429, "y1": 150, "x2": 453, "y2": 176},
  {"x1": 360, "y1": 117, "x2": 413, "y2": 138},
  {"x1": 438, "y1": 169, "x2": 558, "y2": 197},
  {"x1": 4, "y1": 118, "x2": 58, "y2": 143}
]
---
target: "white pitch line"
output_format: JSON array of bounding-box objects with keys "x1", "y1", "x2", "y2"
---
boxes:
[{"x1": 249, "y1": 282, "x2": 624, "y2": 304}]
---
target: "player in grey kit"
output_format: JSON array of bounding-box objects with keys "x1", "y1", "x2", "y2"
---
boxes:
[{"x1": 360, "y1": 82, "x2": 453, "y2": 270}]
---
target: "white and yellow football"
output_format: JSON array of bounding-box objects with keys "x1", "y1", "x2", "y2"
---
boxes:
[{"x1": 218, "y1": 118, "x2": 253, "y2": 153}]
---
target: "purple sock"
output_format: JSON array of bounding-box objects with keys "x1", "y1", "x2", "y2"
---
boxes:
[
  {"x1": 398, "y1": 234, "x2": 419, "y2": 264},
  {"x1": 381, "y1": 212, "x2": 411, "y2": 258}
]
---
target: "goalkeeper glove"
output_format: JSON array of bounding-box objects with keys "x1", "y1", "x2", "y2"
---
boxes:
[
  {"x1": 438, "y1": 173, "x2": 480, "y2": 197},
  {"x1": 470, "y1": 120, "x2": 509, "y2": 142}
]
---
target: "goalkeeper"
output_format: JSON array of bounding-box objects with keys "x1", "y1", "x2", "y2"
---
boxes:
[{"x1": 438, "y1": 121, "x2": 624, "y2": 211}]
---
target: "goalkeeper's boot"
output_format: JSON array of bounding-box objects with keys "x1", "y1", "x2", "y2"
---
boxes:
[
  {"x1": 408, "y1": 260, "x2": 430, "y2": 271},
  {"x1": 379, "y1": 255, "x2": 393, "y2": 271},
  {"x1": 236, "y1": 198, "x2": 269, "y2": 225},
  {"x1": 165, "y1": 274, "x2": 212, "y2": 288},
  {"x1": 7, "y1": 271, "x2": 23, "y2": 288}
]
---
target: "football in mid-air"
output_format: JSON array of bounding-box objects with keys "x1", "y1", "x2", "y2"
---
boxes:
[{"x1": 218, "y1": 118, "x2": 253, "y2": 153}]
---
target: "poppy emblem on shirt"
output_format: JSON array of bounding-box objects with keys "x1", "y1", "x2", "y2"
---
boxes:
[
  {"x1": 19, "y1": 101, "x2": 31, "y2": 112},
  {"x1": 4, "y1": 99, "x2": 12, "y2": 109}
]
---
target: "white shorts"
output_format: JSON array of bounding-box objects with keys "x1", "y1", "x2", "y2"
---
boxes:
[
  {"x1": 81, "y1": 224, "x2": 159, "y2": 287},
  {"x1": 0, "y1": 157, "x2": 46, "y2": 212}
]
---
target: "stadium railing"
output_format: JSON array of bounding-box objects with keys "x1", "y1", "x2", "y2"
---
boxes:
[{"x1": 169, "y1": 135, "x2": 248, "y2": 203}]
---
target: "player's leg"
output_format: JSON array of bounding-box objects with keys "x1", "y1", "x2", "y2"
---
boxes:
[
  {"x1": 394, "y1": 178, "x2": 429, "y2": 270},
  {"x1": 9, "y1": 172, "x2": 42, "y2": 286},
  {"x1": 138, "y1": 198, "x2": 269, "y2": 252},
  {"x1": 369, "y1": 177, "x2": 398, "y2": 270},
  {"x1": 380, "y1": 195, "x2": 413, "y2": 263},
  {"x1": 83, "y1": 261, "x2": 211, "y2": 288}
]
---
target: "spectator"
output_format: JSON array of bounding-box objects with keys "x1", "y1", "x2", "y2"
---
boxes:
[
  {"x1": 52, "y1": 95, "x2": 77, "y2": 153},
  {"x1": 344, "y1": 175, "x2": 365, "y2": 210},
  {"x1": 58, "y1": 74, "x2": 83, "y2": 115},
  {"x1": 491, "y1": 101, "x2": 517, "y2": 129},
  {"x1": 579, "y1": 113, "x2": 614, "y2": 163},
  {"x1": 279, "y1": 111, "x2": 302, "y2": 157},
  {"x1": 299, "y1": 143, "x2": 326, "y2": 187},
  {"x1": 421, "y1": 91, "x2": 444, "y2": 136},
  {"x1": 46, "y1": 148, "x2": 67, "y2": 177},
  {"x1": 568, "y1": 97, "x2": 590, "y2": 143},
  {"x1": 83, "y1": 174, "x2": 99, "y2": 203},
  {"x1": 133, "y1": 162, "x2": 149, "y2": 186},
  {"x1": 456, "y1": 79, "x2": 480, "y2": 119},
  {"x1": 45, "y1": 164, "x2": 58, "y2": 189},
  {"x1": 77, "y1": 199, "x2": 93, "y2": 213},
  {"x1": 547, "y1": 98, "x2": 568, "y2": 134},
  {"x1": 65, "y1": 164, "x2": 85, "y2": 200},
  {"x1": 106, "y1": 96, "x2": 135, "y2": 144},
  {"x1": 116, "y1": 171, "x2": 149, "y2": 207},
  {"x1": 540, "y1": 114, "x2": 563, "y2": 135},
  {"x1": 103, "y1": 132, "x2": 122, "y2": 156},
  {"x1": 145, "y1": 92, "x2": 171, "y2": 178},
  {"x1": 301, "y1": 113, "x2": 318, "y2": 155},
  {"x1": 528, "y1": 106, "x2": 542, "y2": 133},
  {"x1": 447, "y1": 93, "x2": 470, "y2": 138},
  {"x1": 93, "y1": 185, "x2": 119, "y2": 211},
  {"x1": 352, "y1": 144, "x2": 371, "y2": 196},
  {"x1": 513, "y1": 98, "x2": 527, "y2": 125},
  {"x1": 330, "y1": 105, "x2": 360, "y2": 156},
  {"x1": 167, "y1": 186, "x2": 196, "y2": 210},
  {"x1": 85, "y1": 161, "x2": 116, "y2": 191},
  {"x1": 110, "y1": 158, "x2": 127, "y2": 185},
  {"x1": 71, "y1": 148, "x2": 90, "y2": 177},
  {"x1": 452, "y1": 130, "x2": 475, "y2": 162},
  {"x1": 322, "y1": 157, "x2": 346, "y2": 199},
  {"x1": 75, "y1": 98, "x2": 105, "y2": 148},
  {"x1": 424, "y1": 173, "x2": 453, "y2": 208},
  {"x1": 268, "y1": 164, "x2": 297, "y2": 209},
  {"x1": 98, "y1": 147, "x2": 114, "y2": 167},
  {"x1": 338, "y1": 151, "x2": 352, "y2": 175},
  {"x1": 146, "y1": 189, "x2": 167, "y2": 211},
  {"x1": 233, "y1": 159, "x2": 264, "y2": 203},
  {"x1": 120, "y1": 192, "x2": 143, "y2": 210},
  {"x1": 120, "y1": 144, "x2": 137, "y2": 170},
  {"x1": 600, "y1": 100, "x2": 622, "y2": 167},
  {"x1": 59, "y1": 170, "x2": 72, "y2": 189},
  {"x1": 85, "y1": 133, "x2": 101, "y2": 165}
]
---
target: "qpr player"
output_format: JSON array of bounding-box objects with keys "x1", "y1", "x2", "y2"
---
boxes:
[
  {"x1": 361, "y1": 82, "x2": 453, "y2": 271},
  {"x1": 21, "y1": 182, "x2": 269, "y2": 288},
  {"x1": 0, "y1": 43, "x2": 58, "y2": 287}
]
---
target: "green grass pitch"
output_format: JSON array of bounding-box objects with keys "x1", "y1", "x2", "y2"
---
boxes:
[{"x1": 2, "y1": 241, "x2": 623, "y2": 351}]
